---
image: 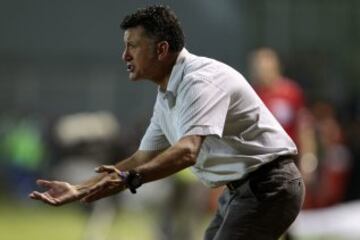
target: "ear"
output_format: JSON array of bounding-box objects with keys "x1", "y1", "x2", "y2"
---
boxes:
[{"x1": 156, "y1": 41, "x2": 170, "y2": 60}]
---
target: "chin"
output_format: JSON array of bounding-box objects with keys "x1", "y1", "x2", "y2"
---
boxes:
[
  {"x1": 128, "y1": 73, "x2": 137, "y2": 80},
  {"x1": 129, "y1": 72, "x2": 147, "y2": 81},
  {"x1": 129, "y1": 75, "x2": 143, "y2": 82}
]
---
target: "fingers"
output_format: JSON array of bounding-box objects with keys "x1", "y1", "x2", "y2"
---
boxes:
[
  {"x1": 29, "y1": 191, "x2": 39, "y2": 199},
  {"x1": 29, "y1": 191, "x2": 59, "y2": 206},
  {"x1": 95, "y1": 165, "x2": 111, "y2": 173},
  {"x1": 29, "y1": 192, "x2": 66, "y2": 206},
  {"x1": 29, "y1": 191, "x2": 45, "y2": 200},
  {"x1": 36, "y1": 179, "x2": 53, "y2": 188},
  {"x1": 95, "y1": 165, "x2": 121, "y2": 175},
  {"x1": 30, "y1": 180, "x2": 56, "y2": 205}
]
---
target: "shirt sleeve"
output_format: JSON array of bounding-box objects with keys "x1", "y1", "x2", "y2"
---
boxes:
[
  {"x1": 139, "y1": 104, "x2": 171, "y2": 151},
  {"x1": 177, "y1": 77, "x2": 230, "y2": 138}
]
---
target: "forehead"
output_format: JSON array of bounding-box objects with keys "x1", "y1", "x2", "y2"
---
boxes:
[{"x1": 123, "y1": 25, "x2": 148, "y2": 42}]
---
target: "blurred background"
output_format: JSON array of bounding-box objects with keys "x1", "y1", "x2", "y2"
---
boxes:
[{"x1": 0, "y1": 0, "x2": 359, "y2": 240}]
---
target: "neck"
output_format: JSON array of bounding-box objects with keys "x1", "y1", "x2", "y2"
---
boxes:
[
  {"x1": 261, "y1": 74, "x2": 281, "y2": 89},
  {"x1": 155, "y1": 52, "x2": 180, "y2": 91}
]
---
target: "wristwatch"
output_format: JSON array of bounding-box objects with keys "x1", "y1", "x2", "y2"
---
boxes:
[{"x1": 122, "y1": 170, "x2": 143, "y2": 194}]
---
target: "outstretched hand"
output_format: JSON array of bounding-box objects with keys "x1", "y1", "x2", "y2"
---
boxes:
[
  {"x1": 29, "y1": 179, "x2": 84, "y2": 206},
  {"x1": 29, "y1": 165, "x2": 127, "y2": 206}
]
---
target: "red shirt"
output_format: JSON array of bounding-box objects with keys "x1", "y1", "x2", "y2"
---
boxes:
[{"x1": 255, "y1": 78, "x2": 304, "y2": 142}]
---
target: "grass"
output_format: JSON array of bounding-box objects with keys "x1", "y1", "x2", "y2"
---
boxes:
[
  {"x1": 0, "y1": 198, "x2": 209, "y2": 240},
  {"x1": 0, "y1": 201, "x2": 156, "y2": 240},
  {"x1": 0, "y1": 203, "x2": 86, "y2": 240},
  {"x1": 0, "y1": 198, "x2": 347, "y2": 240}
]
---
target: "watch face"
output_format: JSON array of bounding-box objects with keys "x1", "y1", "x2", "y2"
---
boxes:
[
  {"x1": 131, "y1": 177, "x2": 142, "y2": 188},
  {"x1": 129, "y1": 172, "x2": 142, "y2": 189}
]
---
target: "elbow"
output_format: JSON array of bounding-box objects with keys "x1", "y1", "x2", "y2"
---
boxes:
[
  {"x1": 179, "y1": 145, "x2": 198, "y2": 167},
  {"x1": 175, "y1": 135, "x2": 204, "y2": 168}
]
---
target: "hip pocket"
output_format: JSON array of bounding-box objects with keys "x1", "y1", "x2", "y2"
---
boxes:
[{"x1": 249, "y1": 176, "x2": 305, "y2": 202}]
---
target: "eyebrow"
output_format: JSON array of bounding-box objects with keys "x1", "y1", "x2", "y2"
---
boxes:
[{"x1": 124, "y1": 37, "x2": 137, "y2": 44}]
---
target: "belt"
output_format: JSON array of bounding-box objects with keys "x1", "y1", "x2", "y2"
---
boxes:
[{"x1": 226, "y1": 154, "x2": 296, "y2": 191}]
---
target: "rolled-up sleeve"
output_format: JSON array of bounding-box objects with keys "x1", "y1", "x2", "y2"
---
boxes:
[{"x1": 139, "y1": 105, "x2": 170, "y2": 151}]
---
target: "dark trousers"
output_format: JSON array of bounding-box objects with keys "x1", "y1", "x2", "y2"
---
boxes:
[{"x1": 204, "y1": 157, "x2": 305, "y2": 240}]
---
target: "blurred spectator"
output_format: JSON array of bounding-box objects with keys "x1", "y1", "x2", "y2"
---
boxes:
[
  {"x1": 248, "y1": 48, "x2": 353, "y2": 210},
  {"x1": 248, "y1": 48, "x2": 313, "y2": 145},
  {"x1": 248, "y1": 47, "x2": 317, "y2": 186},
  {"x1": 1, "y1": 113, "x2": 45, "y2": 200},
  {"x1": 308, "y1": 101, "x2": 352, "y2": 207},
  {"x1": 289, "y1": 101, "x2": 355, "y2": 239}
]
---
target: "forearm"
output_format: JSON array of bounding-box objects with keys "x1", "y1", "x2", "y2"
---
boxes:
[
  {"x1": 115, "y1": 155, "x2": 144, "y2": 171},
  {"x1": 76, "y1": 149, "x2": 163, "y2": 190},
  {"x1": 72, "y1": 137, "x2": 201, "y2": 203},
  {"x1": 135, "y1": 143, "x2": 199, "y2": 183},
  {"x1": 75, "y1": 155, "x2": 136, "y2": 190}
]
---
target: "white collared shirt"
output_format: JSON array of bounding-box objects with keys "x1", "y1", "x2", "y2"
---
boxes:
[{"x1": 139, "y1": 48, "x2": 297, "y2": 187}]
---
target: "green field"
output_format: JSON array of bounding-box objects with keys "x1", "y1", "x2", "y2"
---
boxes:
[
  {"x1": 0, "y1": 198, "x2": 211, "y2": 240},
  {"x1": 0, "y1": 201, "x2": 157, "y2": 240},
  {"x1": 0, "y1": 199, "x2": 344, "y2": 240}
]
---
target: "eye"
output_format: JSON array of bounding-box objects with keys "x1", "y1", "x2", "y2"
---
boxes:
[{"x1": 127, "y1": 43, "x2": 136, "y2": 49}]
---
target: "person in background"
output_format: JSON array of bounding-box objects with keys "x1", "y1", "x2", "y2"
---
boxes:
[
  {"x1": 249, "y1": 48, "x2": 317, "y2": 209},
  {"x1": 309, "y1": 101, "x2": 352, "y2": 207},
  {"x1": 2, "y1": 113, "x2": 45, "y2": 201}
]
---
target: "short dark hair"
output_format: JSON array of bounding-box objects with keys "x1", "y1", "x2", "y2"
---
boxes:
[{"x1": 120, "y1": 5, "x2": 185, "y2": 52}]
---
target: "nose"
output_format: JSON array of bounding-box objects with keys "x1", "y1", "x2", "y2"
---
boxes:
[{"x1": 122, "y1": 48, "x2": 132, "y2": 62}]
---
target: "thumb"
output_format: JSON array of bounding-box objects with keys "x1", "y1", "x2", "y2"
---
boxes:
[
  {"x1": 36, "y1": 179, "x2": 53, "y2": 188},
  {"x1": 95, "y1": 165, "x2": 117, "y2": 174}
]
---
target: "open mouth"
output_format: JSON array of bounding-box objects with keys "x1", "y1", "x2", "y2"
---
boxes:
[{"x1": 127, "y1": 64, "x2": 135, "y2": 72}]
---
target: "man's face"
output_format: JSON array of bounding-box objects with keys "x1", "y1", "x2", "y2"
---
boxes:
[{"x1": 122, "y1": 26, "x2": 158, "y2": 81}]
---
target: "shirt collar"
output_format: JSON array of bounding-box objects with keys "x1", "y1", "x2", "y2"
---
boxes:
[{"x1": 160, "y1": 48, "x2": 190, "y2": 108}]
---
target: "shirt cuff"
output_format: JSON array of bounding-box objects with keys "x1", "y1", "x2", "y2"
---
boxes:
[
  {"x1": 139, "y1": 140, "x2": 170, "y2": 151},
  {"x1": 182, "y1": 125, "x2": 223, "y2": 138}
]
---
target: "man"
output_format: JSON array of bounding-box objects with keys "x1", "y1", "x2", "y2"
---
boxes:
[{"x1": 30, "y1": 5, "x2": 305, "y2": 239}]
